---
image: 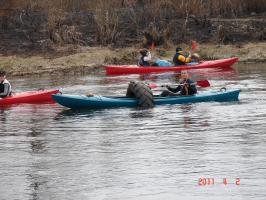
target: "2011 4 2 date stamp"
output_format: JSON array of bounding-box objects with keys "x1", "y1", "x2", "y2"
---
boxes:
[{"x1": 198, "y1": 178, "x2": 240, "y2": 186}]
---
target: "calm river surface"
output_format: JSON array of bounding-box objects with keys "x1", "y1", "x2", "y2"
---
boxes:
[{"x1": 1, "y1": 63, "x2": 266, "y2": 200}]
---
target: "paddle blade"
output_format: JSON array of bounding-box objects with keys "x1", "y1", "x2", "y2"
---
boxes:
[
  {"x1": 149, "y1": 42, "x2": 155, "y2": 51},
  {"x1": 148, "y1": 83, "x2": 157, "y2": 89},
  {"x1": 196, "y1": 80, "x2": 210, "y2": 87},
  {"x1": 191, "y1": 40, "x2": 199, "y2": 50}
]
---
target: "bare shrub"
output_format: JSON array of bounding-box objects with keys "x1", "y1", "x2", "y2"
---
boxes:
[
  {"x1": 47, "y1": 8, "x2": 65, "y2": 43},
  {"x1": 2, "y1": 0, "x2": 266, "y2": 48},
  {"x1": 47, "y1": 8, "x2": 65, "y2": 30},
  {"x1": 93, "y1": 0, "x2": 122, "y2": 45},
  {"x1": 3, "y1": 0, "x2": 266, "y2": 15},
  {"x1": 60, "y1": 25, "x2": 84, "y2": 44}
]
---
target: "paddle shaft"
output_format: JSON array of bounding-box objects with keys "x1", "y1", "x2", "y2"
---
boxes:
[
  {"x1": 148, "y1": 80, "x2": 210, "y2": 89},
  {"x1": 161, "y1": 80, "x2": 209, "y2": 87},
  {"x1": 161, "y1": 83, "x2": 195, "y2": 87}
]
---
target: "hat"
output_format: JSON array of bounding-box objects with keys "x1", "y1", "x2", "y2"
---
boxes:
[
  {"x1": 140, "y1": 49, "x2": 148, "y2": 56},
  {"x1": 176, "y1": 47, "x2": 183, "y2": 52},
  {"x1": 0, "y1": 70, "x2": 6, "y2": 76}
]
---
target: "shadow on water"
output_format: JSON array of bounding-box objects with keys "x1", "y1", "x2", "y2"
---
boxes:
[
  {"x1": 55, "y1": 106, "x2": 157, "y2": 120},
  {"x1": 54, "y1": 108, "x2": 109, "y2": 120}
]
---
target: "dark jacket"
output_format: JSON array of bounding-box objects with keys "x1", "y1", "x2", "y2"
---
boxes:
[
  {"x1": 139, "y1": 55, "x2": 150, "y2": 66},
  {"x1": 167, "y1": 79, "x2": 197, "y2": 95},
  {"x1": 0, "y1": 80, "x2": 12, "y2": 98},
  {"x1": 173, "y1": 52, "x2": 191, "y2": 66}
]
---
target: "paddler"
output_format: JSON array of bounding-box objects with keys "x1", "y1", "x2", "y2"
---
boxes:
[
  {"x1": 138, "y1": 48, "x2": 152, "y2": 66},
  {"x1": 0, "y1": 70, "x2": 12, "y2": 98},
  {"x1": 173, "y1": 46, "x2": 201, "y2": 65},
  {"x1": 161, "y1": 70, "x2": 197, "y2": 96},
  {"x1": 172, "y1": 47, "x2": 192, "y2": 66}
]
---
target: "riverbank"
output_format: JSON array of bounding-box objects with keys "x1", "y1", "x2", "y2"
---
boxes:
[{"x1": 1, "y1": 42, "x2": 266, "y2": 76}]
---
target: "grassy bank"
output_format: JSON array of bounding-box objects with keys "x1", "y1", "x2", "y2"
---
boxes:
[{"x1": 0, "y1": 42, "x2": 266, "y2": 76}]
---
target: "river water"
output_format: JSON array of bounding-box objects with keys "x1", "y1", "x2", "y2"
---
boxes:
[{"x1": 0, "y1": 63, "x2": 266, "y2": 200}]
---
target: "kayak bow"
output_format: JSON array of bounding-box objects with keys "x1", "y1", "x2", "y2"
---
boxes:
[{"x1": 0, "y1": 89, "x2": 60, "y2": 105}]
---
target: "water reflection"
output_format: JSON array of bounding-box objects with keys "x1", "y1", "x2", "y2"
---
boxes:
[
  {"x1": 27, "y1": 170, "x2": 48, "y2": 200},
  {"x1": 180, "y1": 104, "x2": 194, "y2": 128},
  {"x1": 129, "y1": 109, "x2": 155, "y2": 118},
  {"x1": 103, "y1": 67, "x2": 237, "y2": 85},
  {"x1": 191, "y1": 67, "x2": 238, "y2": 79},
  {"x1": 178, "y1": 104, "x2": 211, "y2": 129},
  {"x1": 54, "y1": 108, "x2": 106, "y2": 120},
  {"x1": 28, "y1": 128, "x2": 46, "y2": 154},
  {"x1": 25, "y1": 106, "x2": 57, "y2": 200},
  {"x1": 0, "y1": 108, "x2": 8, "y2": 123}
]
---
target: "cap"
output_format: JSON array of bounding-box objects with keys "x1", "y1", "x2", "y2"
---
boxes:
[
  {"x1": 140, "y1": 49, "x2": 148, "y2": 56},
  {"x1": 176, "y1": 47, "x2": 183, "y2": 52}
]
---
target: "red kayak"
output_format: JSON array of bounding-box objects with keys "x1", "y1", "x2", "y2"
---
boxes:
[
  {"x1": 0, "y1": 89, "x2": 59, "y2": 105},
  {"x1": 105, "y1": 57, "x2": 238, "y2": 75}
]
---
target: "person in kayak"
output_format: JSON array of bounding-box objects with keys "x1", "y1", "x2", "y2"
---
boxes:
[
  {"x1": 161, "y1": 70, "x2": 197, "y2": 96},
  {"x1": 172, "y1": 47, "x2": 192, "y2": 66},
  {"x1": 138, "y1": 49, "x2": 152, "y2": 66},
  {"x1": 0, "y1": 70, "x2": 12, "y2": 98}
]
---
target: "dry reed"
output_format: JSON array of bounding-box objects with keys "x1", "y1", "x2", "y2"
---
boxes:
[{"x1": 2, "y1": 0, "x2": 265, "y2": 16}]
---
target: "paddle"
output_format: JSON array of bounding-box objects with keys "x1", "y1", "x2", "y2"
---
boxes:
[
  {"x1": 190, "y1": 40, "x2": 204, "y2": 63},
  {"x1": 191, "y1": 40, "x2": 199, "y2": 51},
  {"x1": 148, "y1": 80, "x2": 210, "y2": 89},
  {"x1": 150, "y1": 41, "x2": 155, "y2": 51}
]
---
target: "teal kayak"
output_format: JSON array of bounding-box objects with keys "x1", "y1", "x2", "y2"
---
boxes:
[{"x1": 52, "y1": 89, "x2": 240, "y2": 109}]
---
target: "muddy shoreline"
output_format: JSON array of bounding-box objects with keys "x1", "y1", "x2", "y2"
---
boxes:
[{"x1": 1, "y1": 43, "x2": 266, "y2": 77}]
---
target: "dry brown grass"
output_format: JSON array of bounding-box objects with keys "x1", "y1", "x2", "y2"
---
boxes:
[
  {"x1": 2, "y1": 0, "x2": 265, "y2": 15},
  {"x1": 93, "y1": 0, "x2": 123, "y2": 45},
  {"x1": 1, "y1": 0, "x2": 265, "y2": 46}
]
